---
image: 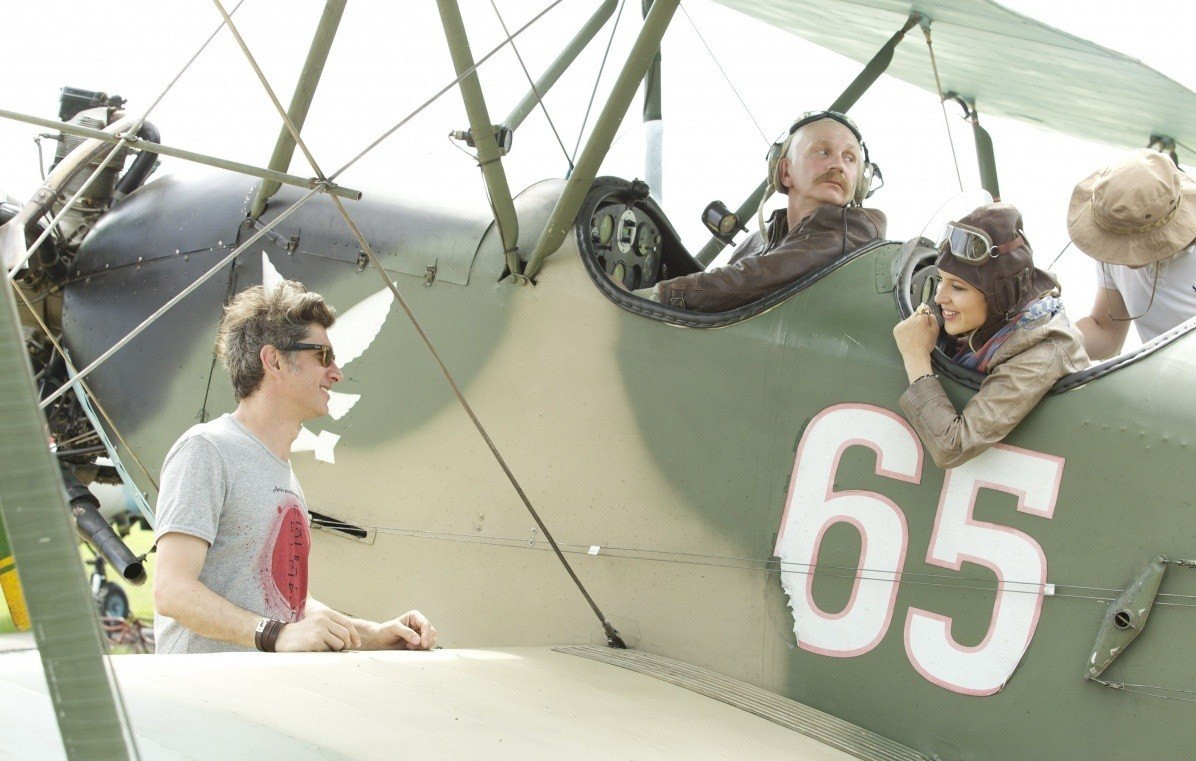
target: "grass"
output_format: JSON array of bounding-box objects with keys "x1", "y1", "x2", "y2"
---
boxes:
[{"x1": 1, "y1": 524, "x2": 157, "y2": 634}]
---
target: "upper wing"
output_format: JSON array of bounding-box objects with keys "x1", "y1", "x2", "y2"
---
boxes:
[{"x1": 716, "y1": 0, "x2": 1196, "y2": 162}]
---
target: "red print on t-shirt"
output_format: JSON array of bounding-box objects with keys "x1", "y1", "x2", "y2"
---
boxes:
[{"x1": 261, "y1": 500, "x2": 310, "y2": 620}]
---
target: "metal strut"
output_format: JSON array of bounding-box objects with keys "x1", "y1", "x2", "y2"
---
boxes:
[
  {"x1": 525, "y1": 0, "x2": 680, "y2": 280},
  {"x1": 217, "y1": 0, "x2": 628, "y2": 647},
  {"x1": 921, "y1": 16, "x2": 964, "y2": 192},
  {"x1": 250, "y1": 0, "x2": 346, "y2": 219},
  {"x1": 946, "y1": 93, "x2": 1001, "y2": 200},
  {"x1": 437, "y1": 0, "x2": 522, "y2": 279},
  {"x1": 694, "y1": 12, "x2": 921, "y2": 266}
]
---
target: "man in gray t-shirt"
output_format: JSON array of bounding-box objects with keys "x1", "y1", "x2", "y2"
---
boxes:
[
  {"x1": 153, "y1": 281, "x2": 437, "y2": 654},
  {"x1": 154, "y1": 414, "x2": 313, "y2": 653}
]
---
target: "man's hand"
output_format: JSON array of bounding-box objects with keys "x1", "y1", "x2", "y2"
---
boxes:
[
  {"x1": 372, "y1": 610, "x2": 437, "y2": 650},
  {"x1": 275, "y1": 607, "x2": 362, "y2": 652}
]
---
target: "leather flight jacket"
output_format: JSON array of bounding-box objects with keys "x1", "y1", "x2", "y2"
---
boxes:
[{"x1": 654, "y1": 204, "x2": 887, "y2": 312}]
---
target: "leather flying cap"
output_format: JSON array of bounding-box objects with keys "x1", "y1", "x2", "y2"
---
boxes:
[
  {"x1": 1067, "y1": 148, "x2": 1196, "y2": 266},
  {"x1": 936, "y1": 203, "x2": 1059, "y2": 342}
]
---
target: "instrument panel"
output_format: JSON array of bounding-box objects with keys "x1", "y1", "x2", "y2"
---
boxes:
[{"x1": 588, "y1": 202, "x2": 663, "y2": 291}]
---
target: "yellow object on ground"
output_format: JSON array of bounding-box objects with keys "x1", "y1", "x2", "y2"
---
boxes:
[{"x1": 0, "y1": 555, "x2": 29, "y2": 631}]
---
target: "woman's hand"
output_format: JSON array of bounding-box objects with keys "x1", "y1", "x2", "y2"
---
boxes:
[{"x1": 893, "y1": 305, "x2": 939, "y2": 382}]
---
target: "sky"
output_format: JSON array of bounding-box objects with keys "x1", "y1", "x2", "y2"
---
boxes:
[{"x1": 2, "y1": 0, "x2": 1192, "y2": 346}]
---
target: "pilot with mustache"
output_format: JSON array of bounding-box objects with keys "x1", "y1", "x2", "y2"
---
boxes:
[{"x1": 635, "y1": 111, "x2": 886, "y2": 312}]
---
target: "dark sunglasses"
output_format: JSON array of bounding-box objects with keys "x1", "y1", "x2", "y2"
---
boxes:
[{"x1": 282, "y1": 342, "x2": 336, "y2": 367}]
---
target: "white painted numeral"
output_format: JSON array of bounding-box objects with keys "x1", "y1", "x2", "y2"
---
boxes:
[
  {"x1": 904, "y1": 445, "x2": 1063, "y2": 695},
  {"x1": 778, "y1": 405, "x2": 1064, "y2": 696},
  {"x1": 775, "y1": 405, "x2": 922, "y2": 656}
]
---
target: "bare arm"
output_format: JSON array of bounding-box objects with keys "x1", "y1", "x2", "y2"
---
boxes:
[
  {"x1": 153, "y1": 532, "x2": 259, "y2": 648},
  {"x1": 306, "y1": 597, "x2": 437, "y2": 651},
  {"x1": 1075, "y1": 286, "x2": 1131, "y2": 360},
  {"x1": 154, "y1": 532, "x2": 363, "y2": 652}
]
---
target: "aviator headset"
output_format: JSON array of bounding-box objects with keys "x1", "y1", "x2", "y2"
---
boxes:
[{"x1": 763, "y1": 111, "x2": 882, "y2": 214}]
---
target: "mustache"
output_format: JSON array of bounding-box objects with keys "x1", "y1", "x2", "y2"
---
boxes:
[{"x1": 816, "y1": 170, "x2": 848, "y2": 189}]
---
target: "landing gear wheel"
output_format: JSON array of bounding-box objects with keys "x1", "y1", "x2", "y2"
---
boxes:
[{"x1": 96, "y1": 581, "x2": 129, "y2": 621}]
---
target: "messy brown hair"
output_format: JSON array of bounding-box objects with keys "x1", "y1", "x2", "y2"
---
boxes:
[{"x1": 216, "y1": 280, "x2": 336, "y2": 401}]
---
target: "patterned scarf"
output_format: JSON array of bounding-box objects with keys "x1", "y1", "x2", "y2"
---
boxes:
[{"x1": 953, "y1": 297, "x2": 1064, "y2": 373}]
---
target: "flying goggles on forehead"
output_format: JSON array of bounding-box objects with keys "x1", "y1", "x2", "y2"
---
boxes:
[
  {"x1": 939, "y1": 221, "x2": 1027, "y2": 263},
  {"x1": 282, "y1": 342, "x2": 336, "y2": 367}
]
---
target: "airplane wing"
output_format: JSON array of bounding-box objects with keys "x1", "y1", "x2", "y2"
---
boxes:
[
  {"x1": 0, "y1": 646, "x2": 925, "y2": 760},
  {"x1": 715, "y1": 0, "x2": 1196, "y2": 163}
]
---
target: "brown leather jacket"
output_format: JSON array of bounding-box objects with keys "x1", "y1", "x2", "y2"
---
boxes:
[
  {"x1": 899, "y1": 310, "x2": 1089, "y2": 469},
  {"x1": 651, "y1": 205, "x2": 887, "y2": 312}
]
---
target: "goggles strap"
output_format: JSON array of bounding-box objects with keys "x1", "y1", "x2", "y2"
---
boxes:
[{"x1": 992, "y1": 234, "x2": 1027, "y2": 255}]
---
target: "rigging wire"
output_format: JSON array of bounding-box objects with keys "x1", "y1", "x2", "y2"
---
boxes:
[
  {"x1": 571, "y1": 0, "x2": 628, "y2": 169},
  {"x1": 329, "y1": 194, "x2": 628, "y2": 648},
  {"x1": 921, "y1": 20, "x2": 965, "y2": 192},
  {"x1": 212, "y1": 0, "x2": 326, "y2": 179},
  {"x1": 487, "y1": 0, "x2": 574, "y2": 172},
  {"x1": 214, "y1": 0, "x2": 627, "y2": 647},
  {"x1": 38, "y1": 186, "x2": 325, "y2": 409},
  {"x1": 678, "y1": 3, "x2": 769, "y2": 146},
  {"x1": 309, "y1": 516, "x2": 1196, "y2": 607},
  {"x1": 6, "y1": 0, "x2": 247, "y2": 281},
  {"x1": 330, "y1": 0, "x2": 569, "y2": 182},
  {"x1": 1048, "y1": 240, "x2": 1072, "y2": 269},
  {"x1": 7, "y1": 283, "x2": 160, "y2": 494},
  {"x1": 1089, "y1": 677, "x2": 1196, "y2": 704}
]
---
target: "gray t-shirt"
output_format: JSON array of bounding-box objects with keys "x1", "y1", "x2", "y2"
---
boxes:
[{"x1": 153, "y1": 414, "x2": 311, "y2": 654}]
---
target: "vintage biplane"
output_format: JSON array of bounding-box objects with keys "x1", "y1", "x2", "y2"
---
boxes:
[{"x1": 2, "y1": 0, "x2": 1196, "y2": 759}]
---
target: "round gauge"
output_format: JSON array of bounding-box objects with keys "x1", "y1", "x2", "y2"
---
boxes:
[
  {"x1": 597, "y1": 213, "x2": 614, "y2": 246},
  {"x1": 616, "y1": 209, "x2": 638, "y2": 254},
  {"x1": 611, "y1": 261, "x2": 626, "y2": 283},
  {"x1": 636, "y1": 224, "x2": 660, "y2": 257}
]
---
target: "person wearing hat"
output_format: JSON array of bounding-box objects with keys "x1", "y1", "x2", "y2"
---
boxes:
[
  {"x1": 626, "y1": 111, "x2": 886, "y2": 311},
  {"x1": 1068, "y1": 148, "x2": 1196, "y2": 359},
  {"x1": 892, "y1": 203, "x2": 1088, "y2": 469}
]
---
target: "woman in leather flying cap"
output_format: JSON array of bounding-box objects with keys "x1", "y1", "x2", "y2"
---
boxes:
[{"x1": 892, "y1": 202, "x2": 1089, "y2": 468}]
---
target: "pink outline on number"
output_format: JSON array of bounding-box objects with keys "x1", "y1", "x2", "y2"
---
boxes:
[
  {"x1": 804, "y1": 513, "x2": 868, "y2": 622},
  {"x1": 775, "y1": 403, "x2": 922, "y2": 554},
  {"x1": 777, "y1": 403, "x2": 920, "y2": 658},
  {"x1": 904, "y1": 443, "x2": 1064, "y2": 695}
]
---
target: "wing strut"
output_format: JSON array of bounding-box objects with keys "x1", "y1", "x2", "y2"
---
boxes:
[
  {"x1": 210, "y1": 0, "x2": 630, "y2": 647},
  {"x1": 504, "y1": 0, "x2": 618, "y2": 134},
  {"x1": 0, "y1": 239, "x2": 139, "y2": 758},
  {"x1": 694, "y1": 12, "x2": 922, "y2": 266},
  {"x1": 438, "y1": 0, "x2": 523, "y2": 280},
  {"x1": 642, "y1": 0, "x2": 664, "y2": 202},
  {"x1": 946, "y1": 94, "x2": 1002, "y2": 200},
  {"x1": 524, "y1": 0, "x2": 680, "y2": 280},
  {"x1": 249, "y1": 0, "x2": 347, "y2": 219}
]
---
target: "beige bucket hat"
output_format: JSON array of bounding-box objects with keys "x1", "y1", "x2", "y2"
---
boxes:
[{"x1": 1067, "y1": 148, "x2": 1196, "y2": 266}]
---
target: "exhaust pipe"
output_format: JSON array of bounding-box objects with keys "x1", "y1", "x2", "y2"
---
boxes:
[{"x1": 62, "y1": 469, "x2": 146, "y2": 586}]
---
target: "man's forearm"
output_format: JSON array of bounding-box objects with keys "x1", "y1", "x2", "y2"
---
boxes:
[
  {"x1": 156, "y1": 577, "x2": 262, "y2": 649},
  {"x1": 306, "y1": 596, "x2": 384, "y2": 648}
]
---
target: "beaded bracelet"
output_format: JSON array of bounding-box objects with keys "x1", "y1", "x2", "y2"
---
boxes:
[{"x1": 911, "y1": 373, "x2": 937, "y2": 385}]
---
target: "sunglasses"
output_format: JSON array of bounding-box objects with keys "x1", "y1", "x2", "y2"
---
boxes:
[
  {"x1": 939, "y1": 221, "x2": 1028, "y2": 263},
  {"x1": 282, "y1": 342, "x2": 336, "y2": 367}
]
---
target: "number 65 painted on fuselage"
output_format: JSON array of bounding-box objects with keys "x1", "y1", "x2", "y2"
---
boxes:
[{"x1": 774, "y1": 404, "x2": 1064, "y2": 696}]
